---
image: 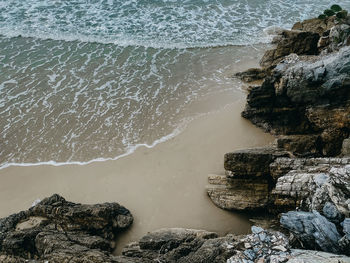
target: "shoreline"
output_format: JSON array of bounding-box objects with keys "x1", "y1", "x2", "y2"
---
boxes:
[
  {"x1": 0, "y1": 99, "x2": 274, "y2": 253},
  {"x1": 1, "y1": 8, "x2": 350, "y2": 262}
]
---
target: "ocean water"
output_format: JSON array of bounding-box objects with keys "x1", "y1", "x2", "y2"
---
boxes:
[{"x1": 1, "y1": 0, "x2": 350, "y2": 168}]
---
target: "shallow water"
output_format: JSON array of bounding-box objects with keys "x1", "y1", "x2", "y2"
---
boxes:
[{"x1": 1, "y1": 0, "x2": 350, "y2": 168}]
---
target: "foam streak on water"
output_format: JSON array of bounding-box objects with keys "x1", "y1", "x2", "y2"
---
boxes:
[
  {"x1": 1, "y1": 0, "x2": 350, "y2": 47},
  {"x1": 1, "y1": 0, "x2": 350, "y2": 168}
]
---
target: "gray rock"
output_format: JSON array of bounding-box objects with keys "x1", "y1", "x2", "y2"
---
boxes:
[
  {"x1": 280, "y1": 211, "x2": 341, "y2": 254},
  {"x1": 272, "y1": 158, "x2": 350, "y2": 217},
  {"x1": 343, "y1": 218, "x2": 350, "y2": 236},
  {"x1": 323, "y1": 202, "x2": 343, "y2": 223},
  {"x1": 251, "y1": 226, "x2": 264, "y2": 234},
  {"x1": 287, "y1": 249, "x2": 350, "y2": 263},
  {"x1": 339, "y1": 218, "x2": 350, "y2": 253}
]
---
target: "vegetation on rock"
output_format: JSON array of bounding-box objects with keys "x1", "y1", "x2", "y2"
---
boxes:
[{"x1": 318, "y1": 4, "x2": 348, "y2": 20}]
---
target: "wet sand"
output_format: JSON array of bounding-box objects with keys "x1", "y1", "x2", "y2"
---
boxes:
[{"x1": 0, "y1": 99, "x2": 274, "y2": 253}]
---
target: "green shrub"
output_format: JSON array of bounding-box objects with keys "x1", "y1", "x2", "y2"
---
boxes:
[
  {"x1": 331, "y1": 4, "x2": 342, "y2": 12},
  {"x1": 318, "y1": 4, "x2": 348, "y2": 20},
  {"x1": 324, "y1": 9, "x2": 336, "y2": 17}
]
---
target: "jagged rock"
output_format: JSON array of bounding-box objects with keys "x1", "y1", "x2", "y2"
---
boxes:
[
  {"x1": 227, "y1": 227, "x2": 290, "y2": 263},
  {"x1": 272, "y1": 158, "x2": 350, "y2": 216},
  {"x1": 122, "y1": 228, "x2": 238, "y2": 263},
  {"x1": 243, "y1": 46, "x2": 350, "y2": 156},
  {"x1": 0, "y1": 194, "x2": 134, "y2": 263},
  {"x1": 339, "y1": 218, "x2": 350, "y2": 253},
  {"x1": 306, "y1": 106, "x2": 350, "y2": 156},
  {"x1": 260, "y1": 30, "x2": 320, "y2": 68},
  {"x1": 280, "y1": 211, "x2": 342, "y2": 254},
  {"x1": 323, "y1": 202, "x2": 343, "y2": 223},
  {"x1": 121, "y1": 227, "x2": 292, "y2": 263},
  {"x1": 328, "y1": 24, "x2": 350, "y2": 52}
]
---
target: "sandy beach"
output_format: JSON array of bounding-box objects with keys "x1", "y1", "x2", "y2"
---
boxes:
[{"x1": 0, "y1": 98, "x2": 273, "y2": 252}]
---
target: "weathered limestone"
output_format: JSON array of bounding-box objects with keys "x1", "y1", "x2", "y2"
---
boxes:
[
  {"x1": 272, "y1": 158, "x2": 350, "y2": 216},
  {"x1": 207, "y1": 175, "x2": 270, "y2": 210},
  {"x1": 207, "y1": 147, "x2": 290, "y2": 211}
]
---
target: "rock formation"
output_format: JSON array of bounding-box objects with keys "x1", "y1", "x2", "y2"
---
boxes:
[
  {"x1": 0, "y1": 194, "x2": 134, "y2": 263},
  {"x1": 209, "y1": 13, "x2": 350, "y2": 257},
  {"x1": 120, "y1": 226, "x2": 350, "y2": 262}
]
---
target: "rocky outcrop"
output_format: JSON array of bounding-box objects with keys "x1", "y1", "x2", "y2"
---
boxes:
[
  {"x1": 207, "y1": 13, "x2": 350, "y2": 261},
  {"x1": 2, "y1": 195, "x2": 350, "y2": 262},
  {"x1": 239, "y1": 15, "x2": 350, "y2": 156},
  {"x1": 120, "y1": 226, "x2": 350, "y2": 262},
  {"x1": 243, "y1": 46, "x2": 350, "y2": 155},
  {"x1": 260, "y1": 30, "x2": 320, "y2": 67},
  {"x1": 280, "y1": 211, "x2": 350, "y2": 256},
  {"x1": 207, "y1": 147, "x2": 290, "y2": 210},
  {"x1": 121, "y1": 227, "x2": 291, "y2": 263},
  {"x1": 272, "y1": 158, "x2": 350, "y2": 215},
  {"x1": 0, "y1": 194, "x2": 134, "y2": 263}
]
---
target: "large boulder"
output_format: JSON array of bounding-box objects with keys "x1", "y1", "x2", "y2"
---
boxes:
[
  {"x1": 0, "y1": 194, "x2": 134, "y2": 263},
  {"x1": 207, "y1": 147, "x2": 289, "y2": 211},
  {"x1": 280, "y1": 211, "x2": 342, "y2": 254},
  {"x1": 260, "y1": 30, "x2": 320, "y2": 68}
]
